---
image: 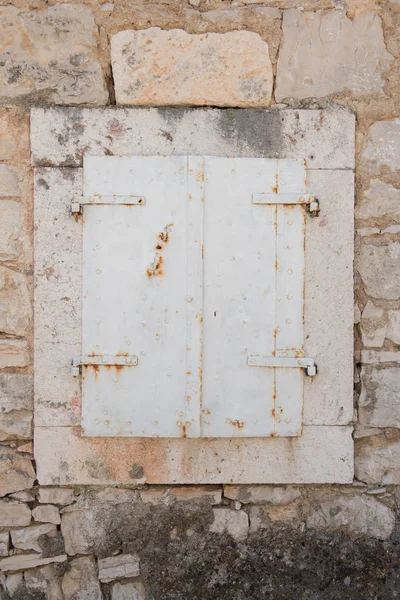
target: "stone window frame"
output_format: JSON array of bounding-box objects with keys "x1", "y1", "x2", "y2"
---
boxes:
[{"x1": 32, "y1": 106, "x2": 355, "y2": 485}]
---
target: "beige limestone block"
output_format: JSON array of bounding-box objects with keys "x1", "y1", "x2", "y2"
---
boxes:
[
  {"x1": 306, "y1": 495, "x2": 395, "y2": 540},
  {"x1": 0, "y1": 409, "x2": 32, "y2": 441},
  {"x1": 361, "y1": 119, "x2": 400, "y2": 176},
  {"x1": 356, "y1": 181, "x2": 400, "y2": 224},
  {"x1": 0, "y1": 531, "x2": 9, "y2": 556},
  {"x1": 209, "y1": 508, "x2": 249, "y2": 541},
  {"x1": 111, "y1": 581, "x2": 146, "y2": 600},
  {"x1": 0, "y1": 339, "x2": 30, "y2": 368},
  {"x1": 0, "y1": 500, "x2": 31, "y2": 526},
  {"x1": 0, "y1": 166, "x2": 21, "y2": 197},
  {"x1": 0, "y1": 201, "x2": 22, "y2": 260},
  {"x1": 358, "y1": 241, "x2": 400, "y2": 299},
  {"x1": 0, "y1": 374, "x2": 33, "y2": 413},
  {"x1": 32, "y1": 505, "x2": 61, "y2": 525},
  {"x1": 11, "y1": 523, "x2": 57, "y2": 552},
  {"x1": 111, "y1": 28, "x2": 273, "y2": 107},
  {"x1": 38, "y1": 487, "x2": 75, "y2": 506},
  {"x1": 98, "y1": 553, "x2": 140, "y2": 583},
  {"x1": 0, "y1": 267, "x2": 31, "y2": 336},
  {"x1": 276, "y1": 10, "x2": 393, "y2": 101},
  {"x1": 387, "y1": 310, "x2": 400, "y2": 345},
  {"x1": 0, "y1": 446, "x2": 35, "y2": 496},
  {"x1": 359, "y1": 368, "x2": 400, "y2": 428},
  {"x1": 224, "y1": 485, "x2": 301, "y2": 505},
  {"x1": 61, "y1": 556, "x2": 102, "y2": 600},
  {"x1": 0, "y1": 5, "x2": 108, "y2": 106},
  {"x1": 355, "y1": 430, "x2": 400, "y2": 484},
  {"x1": 0, "y1": 553, "x2": 66, "y2": 573}
]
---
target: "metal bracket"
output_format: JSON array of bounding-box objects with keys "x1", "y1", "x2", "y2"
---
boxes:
[
  {"x1": 247, "y1": 355, "x2": 318, "y2": 377},
  {"x1": 71, "y1": 195, "x2": 145, "y2": 214},
  {"x1": 72, "y1": 354, "x2": 139, "y2": 376},
  {"x1": 252, "y1": 193, "x2": 320, "y2": 217}
]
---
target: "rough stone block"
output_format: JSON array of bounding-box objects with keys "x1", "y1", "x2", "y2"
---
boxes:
[
  {"x1": 209, "y1": 508, "x2": 249, "y2": 541},
  {"x1": 0, "y1": 5, "x2": 108, "y2": 105},
  {"x1": 0, "y1": 553, "x2": 66, "y2": 573},
  {"x1": 356, "y1": 181, "x2": 400, "y2": 225},
  {"x1": 358, "y1": 241, "x2": 400, "y2": 299},
  {"x1": 0, "y1": 446, "x2": 35, "y2": 496},
  {"x1": 111, "y1": 28, "x2": 273, "y2": 107},
  {"x1": 0, "y1": 266, "x2": 31, "y2": 336},
  {"x1": 32, "y1": 504, "x2": 60, "y2": 525},
  {"x1": 62, "y1": 556, "x2": 102, "y2": 600},
  {"x1": 38, "y1": 487, "x2": 75, "y2": 506},
  {"x1": 249, "y1": 503, "x2": 299, "y2": 531},
  {"x1": 11, "y1": 523, "x2": 56, "y2": 552},
  {"x1": 355, "y1": 431, "x2": 400, "y2": 484},
  {"x1": 0, "y1": 200, "x2": 22, "y2": 261},
  {"x1": 359, "y1": 368, "x2": 400, "y2": 428},
  {"x1": 111, "y1": 581, "x2": 146, "y2": 600},
  {"x1": 61, "y1": 509, "x2": 92, "y2": 555},
  {"x1": 98, "y1": 553, "x2": 140, "y2": 583},
  {"x1": 0, "y1": 374, "x2": 33, "y2": 413},
  {"x1": 0, "y1": 500, "x2": 31, "y2": 526},
  {"x1": 361, "y1": 119, "x2": 400, "y2": 176},
  {"x1": 306, "y1": 495, "x2": 395, "y2": 540},
  {"x1": 387, "y1": 310, "x2": 400, "y2": 344},
  {"x1": 0, "y1": 339, "x2": 30, "y2": 368},
  {"x1": 0, "y1": 530, "x2": 9, "y2": 556},
  {"x1": 224, "y1": 485, "x2": 301, "y2": 505},
  {"x1": 276, "y1": 10, "x2": 393, "y2": 101},
  {"x1": 0, "y1": 165, "x2": 21, "y2": 197},
  {"x1": 0, "y1": 409, "x2": 32, "y2": 441}
]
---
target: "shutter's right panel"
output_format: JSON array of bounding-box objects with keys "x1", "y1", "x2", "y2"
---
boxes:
[
  {"x1": 202, "y1": 157, "x2": 277, "y2": 437},
  {"x1": 274, "y1": 160, "x2": 306, "y2": 436}
]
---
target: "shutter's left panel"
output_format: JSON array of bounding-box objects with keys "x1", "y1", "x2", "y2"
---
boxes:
[{"x1": 81, "y1": 156, "x2": 191, "y2": 437}]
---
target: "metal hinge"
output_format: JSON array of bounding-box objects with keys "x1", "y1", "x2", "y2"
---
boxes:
[
  {"x1": 247, "y1": 355, "x2": 318, "y2": 377},
  {"x1": 252, "y1": 193, "x2": 320, "y2": 217},
  {"x1": 72, "y1": 354, "x2": 139, "y2": 376},
  {"x1": 71, "y1": 195, "x2": 146, "y2": 214}
]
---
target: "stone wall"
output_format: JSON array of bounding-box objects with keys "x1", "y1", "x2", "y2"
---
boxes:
[{"x1": 1, "y1": 0, "x2": 400, "y2": 598}]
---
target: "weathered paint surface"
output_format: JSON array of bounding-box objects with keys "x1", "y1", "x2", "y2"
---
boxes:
[{"x1": 80, "y1": 156, "x2": 307, "y2": 438}]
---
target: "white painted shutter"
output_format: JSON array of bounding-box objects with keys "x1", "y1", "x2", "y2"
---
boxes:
[{"x1": 80, "y1": 156, "x2": 307, "y2": 438}]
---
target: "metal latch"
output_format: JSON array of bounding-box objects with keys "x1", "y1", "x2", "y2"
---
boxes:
[
  {"x1": 247, "y1": 355, "x2": 317, "y2": 377},
  {"x1": 71, "y1": 195, "x2": 146, "y2": 214},
  {"x1": 72, "y1": 354, "x2": 139, "y2": 376},
  {"x1": 252, "y1": 193, "x2": 320, "y2": 217}
]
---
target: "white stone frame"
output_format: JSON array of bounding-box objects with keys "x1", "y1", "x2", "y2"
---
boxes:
[{"x1": 32, "y1": 107, "x2": 355, "y2": 485}]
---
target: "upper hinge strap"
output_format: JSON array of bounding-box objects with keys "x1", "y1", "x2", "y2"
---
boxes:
[
  {"x1": 71, "y1": 195, "x2": 145, "y2": 214},
  {"x1": 252, "y1": 193, "x2": 320, "y2": 217}
]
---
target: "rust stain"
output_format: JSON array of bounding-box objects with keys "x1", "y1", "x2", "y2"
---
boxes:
[
  {"x1": 147, "y1": 223, "x2": 173, "y2": 278},
  {"x1": 226, "y1": 419, "x2": 245, "y2": 429},
  {"x1": 177, "y1": 420, "x2": 192, "y2": 438},
  {"x1": 196, "y1": 170, "x2": 204, "y2": 183},
  {"x1": 273, "y1": 327, "x2": 280, "y2": 338},
  {"x1": 91, "y1": 364, "x2": 100, "y2": 382},
  {"x1": 274, "y1": 260, "x2": 279, "y2": 270},
  {"x1": 272, "y1": 171, "x2": 278, "y2": 194},
  {"x1": 146, "y1": 255, "x2": 164, "y2": 278}
]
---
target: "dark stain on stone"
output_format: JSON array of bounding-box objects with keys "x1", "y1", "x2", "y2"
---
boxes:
[
  {"x1": 36, "y1": 178, "x2": 49, "y2": 190},
  {"x1": 85, "y1": 455, "x2": 111, "y2": 480},
  {"x1": 216, "y1": 109, "x2": 284, "y2": 157},
  {"x1": 129, "y1": 463, "x2": 145, "y2": 479}
]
